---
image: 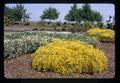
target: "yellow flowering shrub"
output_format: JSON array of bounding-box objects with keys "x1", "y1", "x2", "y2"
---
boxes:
[
  {"x1": 31, "y1": 39, "x2": 108, "y2": 75},
  {"x1": 86, "y1": 28, "x2": 115, "y2": 42},
  {"x1": 4, "y1": 16, "x2": 10, "y2": 26}
]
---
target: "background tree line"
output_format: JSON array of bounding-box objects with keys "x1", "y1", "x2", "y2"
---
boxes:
[
  {"x1": 66, "y1": 4, "x2": 102, "y2": 23},
  {"x1": 4, "y1": 4, "x2": 30, "y2": 22},
  {"x1": 4, "y1": 4, "x2": 102, "y2": 24}
]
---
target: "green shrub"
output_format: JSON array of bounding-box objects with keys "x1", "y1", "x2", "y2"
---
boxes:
[
  {"x1": 24, "y1": 22, "x2": 30, "y2": 26},
  {"x1": 71, "y1": 23, "x2": 81, "y2": 32},
  {"x1": 63, "y1": 23, "x2": 73, "y2": 31},
  {"x1": 96, "y1": 23, "x2": 104, "y2": 28},
  {"x1": 56, "y1": 22, "x2": 62, "y2": 27},
  {"x1": 32, "y1": 28, "x2": 39, "y2": 31},
  {"x1": 39, "y1": 21, "x2": 48, "y2": 27},
  {"x1": 45, "y1": 33, "x2": 99, "y2": 47},
  {"x1": 81, "y1": 21, "x2": 93, "y2": 32}
]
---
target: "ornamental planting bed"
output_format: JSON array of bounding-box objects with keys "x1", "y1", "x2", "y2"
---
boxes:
[
  {"x1": 4, "y1": 30, "x2": 115, "y2": 78},
  {"x1": 4, "y1": 42, "x2": 115, "y2": 78}
]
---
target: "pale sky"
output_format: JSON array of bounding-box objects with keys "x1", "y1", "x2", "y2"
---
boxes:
[{"x1": 5, "y1": 4, "x2": 115, "y2": 24}]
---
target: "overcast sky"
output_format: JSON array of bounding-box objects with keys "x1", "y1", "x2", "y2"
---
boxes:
[{"x1": 6, "y1": 4, "x2": 115, "y2": 23}]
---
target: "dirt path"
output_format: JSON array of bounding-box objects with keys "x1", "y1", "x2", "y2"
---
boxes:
[{"x1": 4, "y1": 42, "x2": 115, "y2": 78}]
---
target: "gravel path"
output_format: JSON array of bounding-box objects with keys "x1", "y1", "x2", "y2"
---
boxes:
[{"x1": 4, "y1": 42, "x2": 115, "y2": 79}]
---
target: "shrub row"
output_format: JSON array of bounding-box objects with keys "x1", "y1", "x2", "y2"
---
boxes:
[
  {"x1": 45, "y1": 32, "x2": 99, "y2": 47},
  {"x1": 4, "y1": 32, "x2": 99, "y2": 58}
]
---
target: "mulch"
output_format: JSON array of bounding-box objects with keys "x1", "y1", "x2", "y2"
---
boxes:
[{"x1": 4, "y1": 42, "x2": 115, "y2": 79}]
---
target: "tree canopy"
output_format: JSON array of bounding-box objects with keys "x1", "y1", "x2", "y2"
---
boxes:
[
  {"x1": 4, "y1": 4, "x2": 30, "y2": 22},
  {"x1": 65, "y1": 4, "x2": 79, "y2": 22},
  {"x1": 65, "y1": 4, "x2": 103, "y2": 23},
  {"x1": 40, "y1": 7, "x2": 60, "y2": 22}
]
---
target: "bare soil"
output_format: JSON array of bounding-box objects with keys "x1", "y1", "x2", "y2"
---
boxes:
[{"x1": 4, "y1": 42, "x2": 115, "y2": 79}]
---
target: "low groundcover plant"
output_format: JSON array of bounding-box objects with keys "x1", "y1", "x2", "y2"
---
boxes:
[
  {"x1": 86, "y1": 28, "x2": 115, "y2": 42},
  {"x1": 4, "y1": 32, "x2": 52, "y2": 58},
  {"x1": 4, "y1": 32, "x2": 99, "y2": 58},
  {"x1": 31, "y1": 39, "x2": 108, "y2": 75}
]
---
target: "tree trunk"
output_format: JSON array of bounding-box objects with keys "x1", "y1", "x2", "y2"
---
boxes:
[{"x1": 49, "y1": 19, "x2": 52, "y2": 24}]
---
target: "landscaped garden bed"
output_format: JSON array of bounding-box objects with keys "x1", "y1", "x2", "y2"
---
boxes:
[
  {"x1": 4, "y1": 30, "x2": 115, "y2": 78},
  {"x1": 4, "y1": 3, "x2": 115, "y2": 79},
  {"x1": 4, "y1": 42, "x2": 115, "y2": 78}
]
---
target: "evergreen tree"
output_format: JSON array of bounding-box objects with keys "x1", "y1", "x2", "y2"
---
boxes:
[
  {"x1": 81, "y1": 4, "x2": 93, "y2": 21},
  {"x1": 92, "y1": 11, "x2": 102, "y2": 22},
  {"x1": 65, "y1": 4, "x2": 103, "y2": 23},
  {"x1": 65, "y1": 4, "x2": 79, "y2": 23},
  {"x1": 40, "y1": 7, "x2": 60, "y2": 22}
]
